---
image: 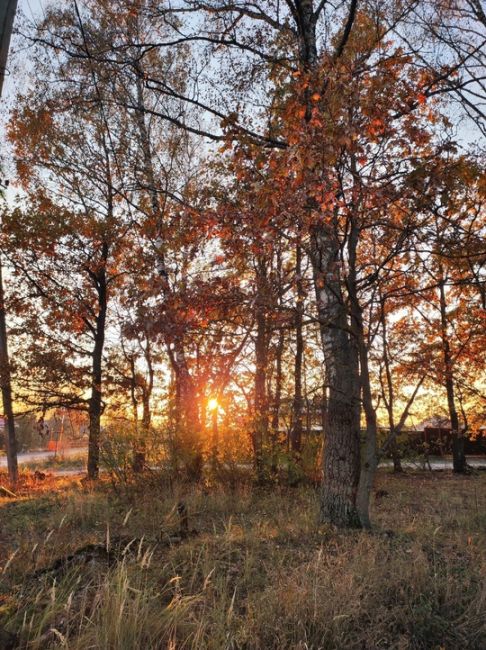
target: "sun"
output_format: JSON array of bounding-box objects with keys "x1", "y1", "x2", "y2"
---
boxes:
[{"x1": 207, "y1": 398, "x2": 219, "y2": 412}]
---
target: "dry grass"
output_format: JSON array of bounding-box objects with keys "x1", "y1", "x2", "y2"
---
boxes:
[{"x1": 0, "y1": 469, "x2": 485, "y2": 649}]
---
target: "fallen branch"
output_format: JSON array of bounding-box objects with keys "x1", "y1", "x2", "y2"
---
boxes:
[{"x1": 0, "y1": 485, "x2": 17, "y2": 498}]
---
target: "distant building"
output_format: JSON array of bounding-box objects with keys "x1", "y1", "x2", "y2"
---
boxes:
[{"x1": 410, "y1": 416, "x2": 486, "y2": 456}]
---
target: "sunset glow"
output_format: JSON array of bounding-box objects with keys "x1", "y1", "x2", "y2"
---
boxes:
[{"x1": 207, "y1": 398, "x2": 219, "y2": 412}]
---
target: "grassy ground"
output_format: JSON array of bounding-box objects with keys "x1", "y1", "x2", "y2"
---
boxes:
[{"x1": 0, "y1": 469, "x2": 485, "y2": 649}]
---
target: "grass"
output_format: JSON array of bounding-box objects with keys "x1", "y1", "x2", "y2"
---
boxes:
[{"x1": 0, "y1": 469, "x2": 485, "y2": 649}]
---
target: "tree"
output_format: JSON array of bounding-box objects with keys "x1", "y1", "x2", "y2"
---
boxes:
[
  {"x1": 0, "y1": 0, "x2": 18, "y2": 485},
  {"x1": 6, "y1": 41, "x2": 132, "y2": 477},
  {"x1": 411, "y1": 156, "x2": 486, "y2": 472}
]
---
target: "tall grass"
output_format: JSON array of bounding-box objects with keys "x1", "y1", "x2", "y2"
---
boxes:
[{"x1": 1, "y1": 472, "x2": 485, "y2": 649}]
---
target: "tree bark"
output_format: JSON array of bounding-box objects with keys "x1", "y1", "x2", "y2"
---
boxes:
[
  {"x1": 0, "y1": 0, "x2": 18, "y2": 486},
  {"x1": 347, "y1": 217, "x2": 378, "y2": 529},
  {"x1": 291, "y1": 242, "x2": 304, "y2": 455},
  {"x1": 353, "y1": 307, "x2": 378, "y2": 529},
  {"x1": 0, "y1": 258, "x2": 17, "y2": 485},
  {"x1": 310, "y1": 224, "x2": 361, "y2": 527},
  {"x1": 0, "y1": 0, "x2": 18, "y2": 97},
  {"x1": 87, "y1": 242, "x2": 108, "y2": 480},
  {"x1": 128, "y1": 355, "x2": 139, "y2": 430},
  {"x1": 271, "y1": 328, "x2": 284, "y2": 434}
]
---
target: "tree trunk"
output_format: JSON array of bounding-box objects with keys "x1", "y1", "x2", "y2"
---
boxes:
[
  {"x1": 134, "y1": 62, "x2": 204, "y2": 475},
  {"x1": 291, "y1": 242, "x2": 304, "y2": 455},
  {"x1": 128, "y1": 354, "x2": 145, "y2": 473},
  {"x1": 271, "y1": 329, "x2": 284, "y2": 434},
  {"x1": 211, "y1": 407, "x2": 219, "y2": 457},
  {"x1": 133, "y1": 337, "x2": 154, "y2": 473},
  {"x1": 347, "y1": 216, "x2": 378, "y2": 529},
  {"x1": 0, "y1": 258, "x2": 17, "y2": 485},
  {"x1": 354, "y1": 315, "x2": 378, "y2": 529},
  {"x1": 252, "y1": 261, "x2": 269, "y2": 479},
  {"x1": 438, "y1": 274, "x2": 466, "y2": 473},
  {"x1": 379, "y1": 298, "x2": 403, "y2": 473},
  {"x1": 0, "y1": 0, "x2": 18, "y2": 97},
  {"x1": 87, "y1": 244, "x2": 108, "y2": 480},
  {"x1": 391, "y1": 441, "x2": 403, "y2": 473},
  {"x1": 128, "y1": 355, "x2": 139, "y2": 430},
  {"x1": 310, "y1": 224, "x2": 361, "y2": 527},
  {"x1": 296, "y1": 0, "x2": 361, "y2": 527},
  {"x1": 141, "y1": 335, "x2": 154, "y2": 432},
  {"x1": 167, "y1": 338, "x2": 203, "y2": 479},
  {"x1": 0, "y1": 2, "x2": 18, "y2": 486}
]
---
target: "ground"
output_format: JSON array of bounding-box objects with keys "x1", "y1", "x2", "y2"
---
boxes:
[{"x1": 0, "y1": 469, "x2": 485, "y2": 649}]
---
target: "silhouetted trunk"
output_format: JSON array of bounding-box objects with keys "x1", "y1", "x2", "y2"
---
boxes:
[
  {"x1": 211, "y1": 407, "x2": 218, "y2": 456},
  {"x1": 0, "y1": 259, "x2": 17, "y2": 485},
  {"x1": 167, "y1": 338, "x2": 203, "y2": 479},
  {"x1": 391, "y1": 443, "x2": 403, "y2": 472},
  {"x1": 291, "y1": 242, "x2": 304, "y2": 455},
  {"x1": 135, "y1": 62, "x2": 203, "y2": 476},
  {"x1": 128, "y1": 354, "x2": 146, "y2": 473},
  {"x1": 379, "y1": 294, "x2": 403, "y2": 473},
  {"x1": 142, "y1": 337, "x2": 154, "y2": 431},
  {"x1": 141, "y1": 390, "x2": 151, "y2": 430},
  {"x1": 133, "y1": 338, "x2": 154, "y2": 473},
  {"x1": 128, "y1": 355, "x2": 139, "y2": 429},
  {"x1": 252, "y1": 261, "x2": 269, "y2": 478},
  {"x1": 271, "y1": 329, "x2": 284, "y2": 434},
  {"x1": 169, "y1": 368, "x2": 181, "y2": 431},
  {"x1": 439, "y1": 273, "x2": 466, "y2": 473},
  {"x1": 87, "y1": 242, "x2": 108, "y2": 480}
]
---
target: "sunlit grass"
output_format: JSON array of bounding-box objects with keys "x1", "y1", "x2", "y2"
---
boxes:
[{"x1": 1, "y1": 471, "x2": 485, "y2": 649}]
